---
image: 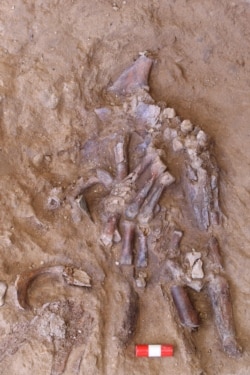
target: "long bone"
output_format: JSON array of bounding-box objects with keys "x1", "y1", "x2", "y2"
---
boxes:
[
  {"x1": 206, "y1": 237, "x2": 242, "y2": 357},
  {"x1": 114, "y1": 135, "x2": 129, "y2": 182},
  {"x1": 208, "y1": 275, "x2": 242, "y2": 358},
  {"x1": 120, "y1": 220, "x2": 136, "y2": 265},
  {"x1": 136, "y1": 227, "x2": 148, "y2": 268},
  {"x1": 125, "y1": 157, "x2": 167, "y2": 220},
  {"x1": 171, "y1": 285, "x2": 200, "y2": 329},
  {"x1": 138, "y1": 172, "x2": 175, "y2": 225}
]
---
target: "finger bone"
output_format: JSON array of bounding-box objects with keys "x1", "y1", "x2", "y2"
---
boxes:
[{"x1": 120, "y1": 220, "x2": 135, "y2": 265}]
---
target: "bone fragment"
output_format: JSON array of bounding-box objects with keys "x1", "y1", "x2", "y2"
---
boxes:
[
  {"x1": 138, "y1": 172, "x2": 175, "y2": 225},
  {"x1": 136, "y1": 228, "x2": 148, "y2": 268},
  {"x1": 161, "y1": 107, "x2": 176, "y2": 120},
  {"x1": 114, "y1": 138, "x2": 128, "y2": 182},
  {"x1": 135, "y1": 271, "x2": 147, "y2": 288},
  {"x1": 62, "y1": 267, "x2": 91, "y2": 287},
  {"x1": 168, "y1": 230, "x2": 183, "y2": 258},
  {"x1": 207, "y1": 236, "x2": 223, "y2": 270},
  {"x1": 180, "y1": 119, "x2": 193, "y2": 134},
  {"x1": 186, "y1": 251, "x2": 201, "y2": 268},
  {"x1": 0, "y1": 282, "x2": 7, "y2": 307},
  {"x1": 207, "y1": 275, "x2": 242, "y2": 357},
  {"x1": 125, "y1": 176, "x2": 155, "y2": 219},
  {"x1": 100, "y1": 213, "x2": 120, "y2": 247},
  {"x1": 15, "y1": 265, "x2": 91, "y2": 310},
  {"x1": 108, "y1": 55, "x2": 153, "y2": 96},
  {"x1": 120, "y1": 220, "x2": 135, "y2": 265},
  {"x1": 172, "y1": 137, "x2": 184, "y2": 152},
  {"x1": 191, "y1": 259, "x2": 204, "y2": 279},
  {"x1": 171, "y1": 285, "x2": 200, "y2": 329}
]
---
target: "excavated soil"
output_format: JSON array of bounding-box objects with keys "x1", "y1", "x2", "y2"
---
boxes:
[{"x1": 0, "y1": 1, "x2": 250, "y2": 374}]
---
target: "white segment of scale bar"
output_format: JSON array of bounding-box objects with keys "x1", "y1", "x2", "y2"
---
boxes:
[{"x1": 148, "y1": 345, "x2": 161, "y2": 357}]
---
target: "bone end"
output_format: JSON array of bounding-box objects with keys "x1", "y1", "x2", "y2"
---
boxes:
[{"x1": 108, "y1": 55, "x2": 153, "y2": 96}]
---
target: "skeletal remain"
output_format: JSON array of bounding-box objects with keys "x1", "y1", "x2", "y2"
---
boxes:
[
  {"x1": 135, "y1": 271, "x2": 147, "y2": 288},
  {"x1": 100, "y1": 213, "x2": 120, "y2": 247},
  {"x1": 136, "y1": 228, "x2": 148, "y2": 268},
  {"x1": 168, "y1": 230, "x2": 183, "y2": 258},
  {"x1": 138, "y1": 172, "x2": 175, "y2": 225},
  {"x1": 205, "y1": 237, "x2": 242, "y2": 357},
  {"x1": 0, "y1": 282, "x2": 7, "y2": 307},
  {"x1": 114, "y1": 136, "x2": 129, "y2": 182},
  {"x1": 125, "y1": 175, "x2": 155, "y2": 219},
  {"x1": 108, "y1": 55, "x2": 153, "y2": 96},
  {"x1": 208, "y1": 275, "x2": 242, "y2": 358},
  {"x1": 15, "y1": 265, "x2": 91, "y2": 310},
  {"x1": 120, "y1": 220, "x2": 135, "y2": 265},
  {"x1": 191, "y1": 259, "x2": 204, "y2": 279},
  {"x1": 171, "y1": 285, "x2": 200, "y2": 329}
]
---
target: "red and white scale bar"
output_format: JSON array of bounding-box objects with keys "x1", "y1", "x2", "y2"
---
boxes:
[{"x1": 136, "y1": 344, "x2": 174, "y2": 357}]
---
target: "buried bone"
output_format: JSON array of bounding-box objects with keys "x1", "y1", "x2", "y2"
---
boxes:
[
  {"x1": 0, "y1": 282, "x2": 7, "y2": 307},
  {"x1": 15, "y1": 265, "x2": 91, "y2": 310},
  {"x1": 171, "y1": 285, "x2": 200, "y2": 329},
  {"x1": 136, "y1": 228, "x2": 148, "y2": 268},
  {"x1": 100, "y1": 213, "x2": 120, "y2": 247},
  {"x1": 120, "y1": 220, "x2": 136, "y2": 265},
  {"x1": 207, "y1": 275, "x2": 242, "y2": 358},
  {"x1": 138, "y1": 172, "x2": 175, "y2": 225}
]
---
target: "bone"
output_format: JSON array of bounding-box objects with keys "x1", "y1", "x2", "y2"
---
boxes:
[
  {"x1": 171, "y1": 285, "x2": 200, "y2": 329},
  {"x1": 136, "y1": 228, "x2": 148, "y2": 268},
  {"x1": 15, "y1": 265, "x2": 91, "y2": 310},
  {"x1": 168, "y1": 230, "x2": 183, "y2": 258},
  {"x1": 100, "y1": 213, "x2": 120, "y2": 247},
  {"x1": 120, "y1": 220, "x2": 135, "y2": 265},
  {"x1": 67, "y1": 176, "x2": 99, "y2": 204},
  {"x1": 207, "y1": 275, "x2": 242, "y2": 357},
  {"x1": 186, "y1": 166, "x2": 211, "y2": 231},
  {"x1": 207, "y1": 236, "x2": 223, "y2": 270},
  {"x1": 96, "y1": 168, "x2": 113, "y2": 188},
  {"x1": 108, "y1": 55, "x2": 153, "y2": 96},
  {"x1": 138, "y1": 172, "x2": 175, "y2": 225},
  {"x1": 0, "y1": 282, "x2": 7, "y2": 307},
  {"x1": 125, "y1": 175, "x2": 155, "y2": 219},
  {"x1": 114, "y1": 137, "x2": 129, "y2": 182}
]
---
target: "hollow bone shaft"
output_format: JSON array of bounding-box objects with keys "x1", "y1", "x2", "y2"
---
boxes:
[
  {"x1": 138, "y1": 172, "x2": 175, "y2": 225},
  {"x1": 171, "y1": 285, "x2": 200, "y2": 329},
  {"x1": 120, "y1": 220, "x2": 135, "y2": 265}
]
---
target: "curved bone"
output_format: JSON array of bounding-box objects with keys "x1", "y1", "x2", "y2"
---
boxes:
[
  {"x1": 108, "y1": 55, "x2": 153, "y2": 96},
  {"x1": 15, "y1": 265, "x2": 91, "y2": 310}
]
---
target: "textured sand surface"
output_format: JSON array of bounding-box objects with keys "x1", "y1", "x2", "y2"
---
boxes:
[{"x1": 0, "y1": 1, "x2": 250, "y2": 374}]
